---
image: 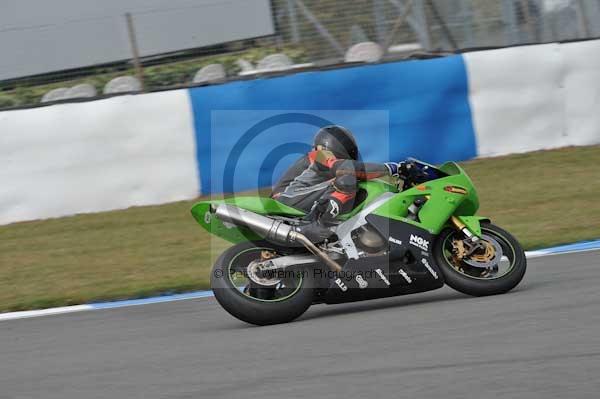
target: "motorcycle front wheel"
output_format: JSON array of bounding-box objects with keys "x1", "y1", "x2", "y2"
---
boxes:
[
  {"x1": 211, "y1": 241, "x2": 316, "y2": 325},
  {"x1": 433, "y1": 222, "x2": 527, "y2": 296}
]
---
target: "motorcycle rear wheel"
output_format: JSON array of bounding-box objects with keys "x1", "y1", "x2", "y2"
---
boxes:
[{"x1": 211, "y1": 241, "x2": 316, "y2": 325}]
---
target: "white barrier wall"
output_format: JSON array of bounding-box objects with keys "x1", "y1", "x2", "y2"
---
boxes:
[
  {"x1": 562, "y1": 40, "x2": 600, "y2": 147},
  {"x1": 1, "y1": 40, "x2": 599, "y2": 225},
  {"x1": 0, "y1": 90, "x2": 198, "y2": 225},
  {"x1": 464, "y1": 39, "x2": 600, "y2": 157}
]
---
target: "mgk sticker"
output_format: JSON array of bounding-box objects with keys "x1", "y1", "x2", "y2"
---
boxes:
[{"x1": 409, "y1": 234, "x2": 429, "y2": 251}]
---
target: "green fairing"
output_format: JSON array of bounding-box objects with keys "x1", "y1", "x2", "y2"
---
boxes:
[
  {"x1": 371, "y1": 162, "x2": 482, "y2": 235},
  {"x1": 338, "y1": 179, "x2": 399, "y2": 220},
  {"x1": 191, "y1": 162, "x2": 488, "y2": 243},
  {"x1": 455, "y1": 216, "x2": 490, "y2": 236}
]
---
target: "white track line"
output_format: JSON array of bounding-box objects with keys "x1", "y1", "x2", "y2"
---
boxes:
[
  {"x1": 1, "y1": 242, "x2": 599, "y2": 322},
  {"x1": 0, "y1": 305, "x2": 92, "y2": 322},
  {"x1": 525, "y1": 247, "x2": 600, "y2": 258}
]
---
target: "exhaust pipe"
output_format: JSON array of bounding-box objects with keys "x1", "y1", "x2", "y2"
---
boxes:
[
  {"x1": 213, "y1": 204, "x2": 342, "y2": 272},
  {"x1": 289, "y1": 231, "x2": 343, "y2": 273},
  {"x1": 213, "y1": 204, "x2": 295, "y2": 242}
]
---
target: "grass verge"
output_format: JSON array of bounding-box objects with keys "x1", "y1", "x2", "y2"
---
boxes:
[{"x1": 1, "y1": 145, "x2": 599, "y2": 312}]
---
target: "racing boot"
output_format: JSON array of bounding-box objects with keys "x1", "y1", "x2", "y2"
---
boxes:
[
  {"x1": 295, "y1": 195, "x2": 345, "y2": 243},
  {"x1": 296, "y1": 175, "x2": 357, "y2": 243},
  {"x1": 295, "y1": 220, "x2": 334, "y2": 243}
]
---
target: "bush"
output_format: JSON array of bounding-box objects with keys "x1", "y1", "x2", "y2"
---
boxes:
[
  {"x1": 0, "y1": 94, "x2": 17, "y2": 108},
  {"x1": 144, "y1": 45, "x2": 309, "y2": 89},
  {"x1": 0, "y1": 46, "x2": 309, "y2": 110}
]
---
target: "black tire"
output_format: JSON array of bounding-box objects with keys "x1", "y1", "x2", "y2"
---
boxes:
[
  {"x1": 211, "y1": 241, "x2": 316, "y2": 326},
  {"x1": 433, "y1": 223, "x2": 527, "y2": 297}
]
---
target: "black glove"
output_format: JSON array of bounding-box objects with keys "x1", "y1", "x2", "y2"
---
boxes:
[
  {"x1": 384, "y1": 162, "x2": 400, "y2": 177},
  {"x1": 303, "y1": 198, "x2": 329, "y2": 222},
  {"x1": 400, "y1": 162, "x2": 432, "y2": 190},
  {"x1": 385, "y1": 161, "x2": 414, "y2": 180}
]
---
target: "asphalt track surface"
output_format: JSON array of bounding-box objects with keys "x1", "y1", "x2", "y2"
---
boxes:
[{"x1": 2, "y1": 250, "x2": 599, "y2": 399}]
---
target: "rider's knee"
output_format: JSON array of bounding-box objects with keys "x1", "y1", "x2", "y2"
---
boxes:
[{"x1": 333, "y1": 173, "x2": 357, "y2": 194}]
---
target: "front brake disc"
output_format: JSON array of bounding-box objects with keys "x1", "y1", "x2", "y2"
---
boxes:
[{"x1": 463, "y1": 234, "x2": 503, "y2": 269}]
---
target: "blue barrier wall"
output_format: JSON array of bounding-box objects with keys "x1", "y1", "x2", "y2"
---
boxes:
[
  {"x1": 4, "y1": 41, "x2": 600, "y2": 225},
  {"x1": 189, "y1": 55, "x2": 477, "y2": 194}
]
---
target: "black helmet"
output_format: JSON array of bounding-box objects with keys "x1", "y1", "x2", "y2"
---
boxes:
[{"x1": 313, "y1": 125, "x2": 359, "y2": 160}]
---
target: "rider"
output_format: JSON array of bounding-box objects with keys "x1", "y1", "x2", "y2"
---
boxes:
[{"x1": 271, "y1": 125, "x2": 407, "y2": 243}]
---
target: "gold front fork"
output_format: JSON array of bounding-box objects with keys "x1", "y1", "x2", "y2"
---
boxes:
[
  {"x1": 451, "y1": 216, "x2": 466, "y2": 230},
  {"x1": 450, "y1": 216, "x2": 478, "y2": 242}
]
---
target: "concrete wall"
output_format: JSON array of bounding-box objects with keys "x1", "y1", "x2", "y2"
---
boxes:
[{"x1": 1, "y1": 40, "x2": 599, "y2": 224}]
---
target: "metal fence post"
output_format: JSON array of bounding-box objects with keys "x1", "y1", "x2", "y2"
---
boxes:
[
  {"x1": 286, "y1": 0, "x2": 301, "y2": 43},
  {"x1": 383, "y1": 0, "x2": 415, "y2": 52},
  {"x1": 293, "y1": 0, "x2": 345, "y2": 56},
  {"x1": 458, "y1": 0, "x2": 474, "y2": 48},
  {"x1": 373, "y1": 0, "x2": 388, "y2": 45},
  {"x1": 410, "y1": 0, "x2": 433, "y2": 50},
  {"x1": 426, "y1": 0, "x2": 459, "y2": 51},
  {"x1": 574, "y1": 0, "x2": 591, "y2": 37},
  {"x1": 125, "y1": 12, "x2": 145, "y2": 91},
  {"x1": 519, "y1": 0, "x2": 538, "y2": 43},
  {"x1": 501, "y1": 0, "x2": 518, "y2": 45},
  {"x1": 586, "y1": 0, "x2": 600, "y2": 36}
]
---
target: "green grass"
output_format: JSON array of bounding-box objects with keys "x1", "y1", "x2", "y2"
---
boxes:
[
  {"x1": 1, "y1": 145, "x2": 599, "y2": 313},
  {"x1": 462, "y1": 145, "x2": 600, "y2": 249}
]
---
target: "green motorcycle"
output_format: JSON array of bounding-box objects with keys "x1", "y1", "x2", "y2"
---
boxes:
[{"x1": 191, "y1": 159, "x2": 527, "y2": 325}]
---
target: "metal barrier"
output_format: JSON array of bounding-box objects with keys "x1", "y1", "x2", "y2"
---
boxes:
[{"x1": 1, "y1": 0, "x2": 599, "y2": 110}]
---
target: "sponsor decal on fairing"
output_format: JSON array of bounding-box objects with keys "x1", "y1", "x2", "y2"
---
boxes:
[
  {"x1": 398, "y1": 269, "x2": 412, "y2": 284},
  {"x1": 355, "y1": 275, "x2": 368, "y2": 289},
  {"x1": 335, "y1": 278, "x2": 348, "y2": 292},
  {"x1": 421, "y1": 258, "x2": 438, "y2": 279},
  {"x1": 409, "y1": 234, "x2": 429, "y2": 251},
  {"x1": 389, "y1": 237, "x2": 402, "y2": 246},
  {"x1": 375, "y1": 268, "x2": 391, "y2": 286}
]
